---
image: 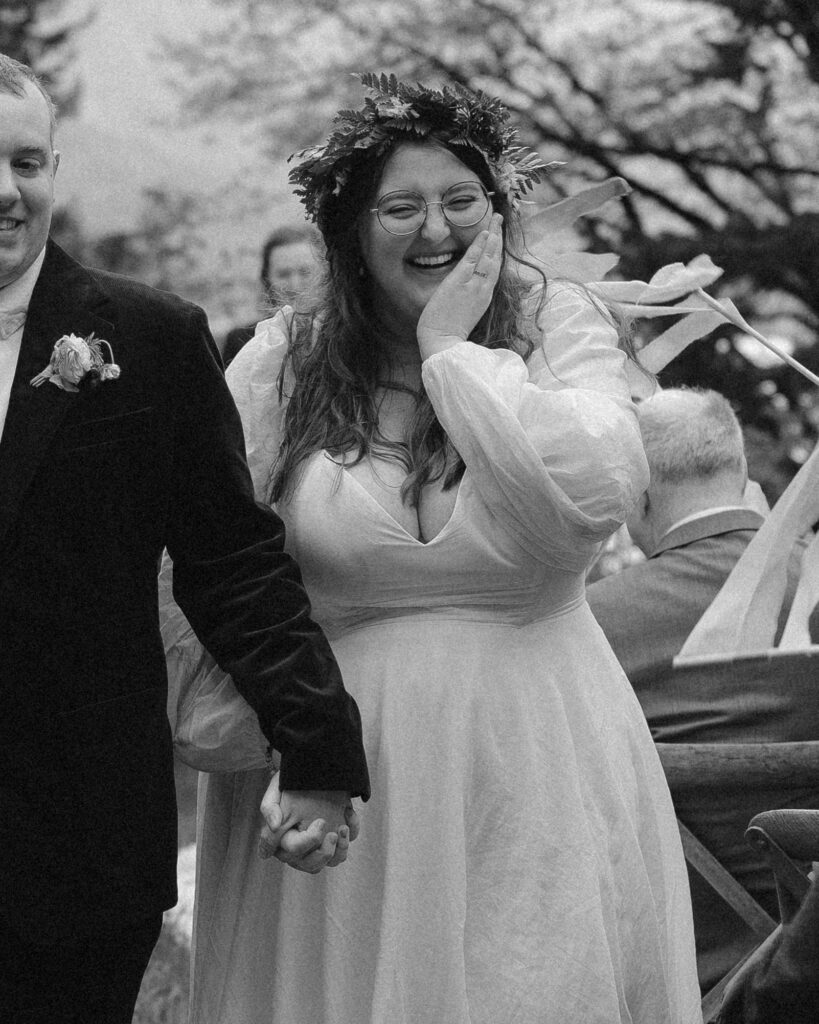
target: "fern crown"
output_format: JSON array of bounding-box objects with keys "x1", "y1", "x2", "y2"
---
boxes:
[{"x1": 289, "y1": 72, "x2": 553, "y2": 223}]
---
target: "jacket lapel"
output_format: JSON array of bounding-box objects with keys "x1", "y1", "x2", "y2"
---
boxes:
[{"x1": 0, "y1": 240, "x2": 115, "y2": 546}]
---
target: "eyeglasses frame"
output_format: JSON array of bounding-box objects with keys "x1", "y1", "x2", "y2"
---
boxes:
[{"x1": 369, "y1": 181, "x2": 496, "y2": 236}]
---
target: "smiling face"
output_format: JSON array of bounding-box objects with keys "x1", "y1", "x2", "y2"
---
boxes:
[
  {"x1": 0, "y1": 80, "x2": 58, "y2": 290},
  {"x1": 358, "y1": 141, "x2": 493, "y2": 334}
]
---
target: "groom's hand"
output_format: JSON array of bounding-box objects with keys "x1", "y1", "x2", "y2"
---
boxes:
[{"x1": 258, "y1": 771, "x2": 360, "y2": 873}]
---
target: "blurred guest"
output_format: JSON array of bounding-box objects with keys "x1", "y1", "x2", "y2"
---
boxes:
[
  {"x1": 587, "y1": 387, "x2": 804, "y2": 677},
  {"x1": 223, "y1": 225, "x2": 318, "y2": 365}
]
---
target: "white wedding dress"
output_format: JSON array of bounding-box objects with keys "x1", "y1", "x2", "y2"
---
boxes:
[{"x1": 188, "y1": 285, "x2": 702, "y2": 1024}]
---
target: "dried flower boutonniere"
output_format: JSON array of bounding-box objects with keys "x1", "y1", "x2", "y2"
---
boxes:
[{"x1": 30, "y1": 333, "x2": 120, "y2": 392}]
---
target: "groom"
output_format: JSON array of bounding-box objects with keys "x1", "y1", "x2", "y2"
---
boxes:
[{"x1": 0, "y1": 56, "x2": 369, "y2": 1022}]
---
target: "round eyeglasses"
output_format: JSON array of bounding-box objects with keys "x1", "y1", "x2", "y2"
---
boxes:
[{"x1": 370, "y1": 182, "x2": 494, "y2": 236}]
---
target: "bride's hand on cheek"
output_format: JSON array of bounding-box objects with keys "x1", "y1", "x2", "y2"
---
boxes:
[{"x1": 417, "y1": 213, "x2": 503, "y2": 359}]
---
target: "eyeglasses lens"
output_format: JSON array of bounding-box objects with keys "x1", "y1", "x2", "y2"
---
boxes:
[{"x1": 377, "y1": 183, "x2": 489, "y2": 235}]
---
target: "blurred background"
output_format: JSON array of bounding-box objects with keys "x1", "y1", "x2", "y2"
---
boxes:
[{"x1": 6, "y1": 0, "x2": 819, "y2": 503}]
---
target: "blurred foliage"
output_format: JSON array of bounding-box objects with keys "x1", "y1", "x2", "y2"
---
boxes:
[
  {"x1": 90, "y1": 189, "x2": 207, "y2": 295},
  {"x1": 166, "y1": 0, "x2": 819, "y2": 499},
  {"x1": 0, "y1": 0, "x2": 94, "y2": 116},
  {"x1": 132, "y1": 922, "x2": 189, "y2": 1024},
  {"x1": 587, "y1": 526, "x2": 645, "y2": 584},
  {"x1": 54, "y1": 186, "x2": 269, "y2": 337},
  {"x1": 131, "y1": 760, "x2": 197, "y2": 1023}
]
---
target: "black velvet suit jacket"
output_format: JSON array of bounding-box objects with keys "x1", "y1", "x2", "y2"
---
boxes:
[{"x1": 0, "y1": 241, "x2": 369, "y2": 945}]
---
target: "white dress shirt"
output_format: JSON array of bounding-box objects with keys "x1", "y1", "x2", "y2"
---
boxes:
[{"x1": 0, "y1": 247, "x2": 47, "y2": 443}]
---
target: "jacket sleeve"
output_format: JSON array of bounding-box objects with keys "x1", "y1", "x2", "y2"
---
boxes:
[{"x1": 164, "y1": 307, "x2": 369, "y2": 798}]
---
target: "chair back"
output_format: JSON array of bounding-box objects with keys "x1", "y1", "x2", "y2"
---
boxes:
[{"x1": 712, "y1": 809, "x2": 819, "y2": 1024}]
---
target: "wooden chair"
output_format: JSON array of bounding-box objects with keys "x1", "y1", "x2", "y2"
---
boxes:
[
  {"x1": 646, "y1": 647, "x2": 819, "y2": 1013},
  {"x1": 656, "y1": 742, "x2": 819, "y2": 1021},
  {"x1": 744, "y1": 808, "x2": 818, "y2": 920},
  {"x1": 710, "y1": 808, "x2": 819, "y2": 1023}
]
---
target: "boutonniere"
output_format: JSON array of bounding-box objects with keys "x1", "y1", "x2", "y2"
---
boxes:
[{"x1": 30, "y1": 333, "x2": 121, "y2": 392}]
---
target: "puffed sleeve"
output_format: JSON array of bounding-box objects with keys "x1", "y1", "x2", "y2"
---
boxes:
[
  {"x1": 421, "y1": 283, "x2": 649, "y2": 572},
  {"x1": 225, "y1": 309, "x2": 292, "y2": 500}
]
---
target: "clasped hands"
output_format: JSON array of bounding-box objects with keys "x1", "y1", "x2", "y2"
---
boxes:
[{"x1": 258, "y1": 771, "x2": 360, "y2": 873}]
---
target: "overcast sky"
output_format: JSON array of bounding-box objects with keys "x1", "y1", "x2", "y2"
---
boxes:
[
  {"x1": 56, "y1": 0, "x2": 294, "y2": 234},
  {"x1": 79, "y1": 0, "x2": 209, "y2": 127}
]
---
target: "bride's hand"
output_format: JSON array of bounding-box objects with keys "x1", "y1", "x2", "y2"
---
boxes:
[
  {"x1": 416, "y1": 213, "x2": 503, "y2": 359},
  {"x1": 258, "y1": 771, "x2": 359, "y2": 872}
]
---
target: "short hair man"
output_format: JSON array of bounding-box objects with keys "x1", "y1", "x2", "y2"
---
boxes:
[
  {"x1": 0, "y1": 56, "x2": 368, "y2": 1021},
  {"x1": 588, "y1": 386, "x2": 767, "y2": 678},
  {"x1": 587, "y1": 386, "x2": 817, "y2": 992}
]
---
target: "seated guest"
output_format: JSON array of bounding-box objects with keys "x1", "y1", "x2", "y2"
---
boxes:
[
  {"x1": 223, "y1": 225, "x2": 318, "y2": 365},
  {"x1": 587, "y1": 386, "x2": 796, "y2": 679},
  {"x1": 587, "y1": 386, "x2": 819, "y2": 994}
]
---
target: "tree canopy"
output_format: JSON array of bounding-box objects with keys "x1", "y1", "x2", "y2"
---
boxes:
[
  {"x1": 168, "y1": 0, "x2": 819, "y2": 495},
  {"x1": 169, "y1": 0, "x2": 818, "y2": 320},
  {"x1": 0, "y1": 0, "x2": 94, "y2": 116}
]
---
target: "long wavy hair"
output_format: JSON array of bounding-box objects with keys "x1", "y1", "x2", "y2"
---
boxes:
[{"x1": 268, "y1": 137, "x2": 633, "y2": 507}]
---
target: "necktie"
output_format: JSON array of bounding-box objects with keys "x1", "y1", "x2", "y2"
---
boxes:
[{"x1": 0, "y1": 308, "x2": 26, "y2": 340}]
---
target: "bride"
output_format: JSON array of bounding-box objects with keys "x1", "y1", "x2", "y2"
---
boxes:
[{"x1": 172, "y1": 74, "x2": 702, "y2": 1024}]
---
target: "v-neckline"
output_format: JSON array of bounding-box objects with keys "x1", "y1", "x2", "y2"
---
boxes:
[{"x1": 321, "y1": 452, "x2": 466, "y2": 547}]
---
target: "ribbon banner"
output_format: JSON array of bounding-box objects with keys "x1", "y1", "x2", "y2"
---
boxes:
[{"x1": 521, "y1": 182, "x2": 819, "y2": 395}]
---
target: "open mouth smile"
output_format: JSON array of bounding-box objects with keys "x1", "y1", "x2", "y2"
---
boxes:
[
  {"x1": 407, "y1": 251, "x2": 460, "y2": 270},
  {"x1": 0, "y1": 218, "x2": 23, "y2": 232}
]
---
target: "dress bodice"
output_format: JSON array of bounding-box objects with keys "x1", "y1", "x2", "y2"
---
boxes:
[
  {"x1": 280, "y1": 452, "x2": 585, "y2": 639},
  {"x1": 226, "y1": 283, "x2": 649, "y2": 639}
]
